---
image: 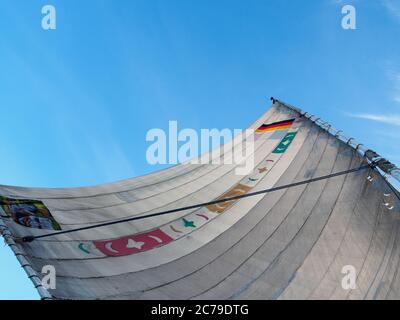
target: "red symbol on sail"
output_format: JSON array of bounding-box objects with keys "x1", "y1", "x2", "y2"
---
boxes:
[
  {"x1": 170, "y1": 225, "x2": 183, "y2": 233},
  {"x1": 196, "y1": 213, "x2": 209, "y2": 221},
  {"x1": 94, "y1": 229, "x2": 173, "y2": 257}
]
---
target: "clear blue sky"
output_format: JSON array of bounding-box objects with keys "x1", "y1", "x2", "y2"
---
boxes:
[{"x1": 0, "y1": 0, "x2": 399, "y2": 300}]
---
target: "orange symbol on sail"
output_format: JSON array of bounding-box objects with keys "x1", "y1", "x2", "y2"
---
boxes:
[{"x1": 206, "y1": 183, "x2": 251, "y2": 214}]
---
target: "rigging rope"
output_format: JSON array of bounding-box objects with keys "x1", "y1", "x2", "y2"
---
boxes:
[{"x1": 19, "y1": 164, "x2": 374, "y2": 242}]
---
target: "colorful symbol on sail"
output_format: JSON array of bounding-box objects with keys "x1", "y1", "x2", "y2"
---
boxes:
[
  {"x1": 126, "y1": 239, "x2": 145, "y2": 249},
  {"x1": 94, "y1": 229, "x2": 174, "y2": 257},
  {"x1": 196, "y1": 213, "x2": 209, "y2": 221},
  {"x1": 266, "y1": 159, "x2": 274, "y2": 163},
  {"x1": 78, "y1": 243, "x2": 91, "y2": 254},
  {"x1": 0, "y1": 195, "x2": 61, "y2": 231},
  {"x1": 182, "y1": 218, "x2": 196, "y2": 228},
  {"x1": 105, "y1": 242, "x2": 119, "y2": 254},
  {"x1": 207, "y1": 183, "x2": 252, "y2": 213},
  {"x1": 214, "y1": 203, "x2": 229, "y2": 211},
  {"x1": 170, "y1": 225, "x2": 183, "y2": 233},
  {"x1": 248, "y1": 177, "x2": 259, "y2": 182},
  {"x1": 256, "y1": 119, "x2": 295, "y2": 133},
  {"x1": 148, "y1": 235, "x2": 163, "y2": 243},
  {"x1": 272, "y1": 132, "x2": 298, "y2": 154},
  {"x1": 258, "y1": 167, "x2": 267, "y2": 173}
]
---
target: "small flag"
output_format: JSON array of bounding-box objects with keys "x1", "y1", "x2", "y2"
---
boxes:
[{"x1": 256, "y1": 118, "x2": 295, "y2": 133}]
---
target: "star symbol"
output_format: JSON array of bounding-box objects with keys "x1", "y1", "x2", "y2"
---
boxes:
[
  {"x1": 182, "y1": 218, "x2": 196, "y2": 228},
  {"x1": 126, "y1": 239, "x2": 145, "y2": 249}
]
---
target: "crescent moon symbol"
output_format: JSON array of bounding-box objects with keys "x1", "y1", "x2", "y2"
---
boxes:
[{"x1": 105, "y1": 242, "x2": 119, "y2": 254}]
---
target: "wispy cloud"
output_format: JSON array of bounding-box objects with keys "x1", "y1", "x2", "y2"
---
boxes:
[
  {"x1": 382, "y1": 0, "x2": 400, "y2": 19},
  {"x1": 389, "y1": 71, "x2": 400, "y2": 103},
  {"x1": 381, "y1": 61, "x2": 400, "y2": 104},
  {"x1": 348, "y1": 113, "x2": 400, "y2": 126}
]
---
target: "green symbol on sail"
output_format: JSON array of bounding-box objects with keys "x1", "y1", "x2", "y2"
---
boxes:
[
  {"x1": 272, "y1": 132, "x2": 298, "y2": 154},
  {"x1": 78, "y1": 243, "x2": 91, "y2": 254},
  {"x1": 182, "y1": 218, "x2": 196, "y2": 228}
]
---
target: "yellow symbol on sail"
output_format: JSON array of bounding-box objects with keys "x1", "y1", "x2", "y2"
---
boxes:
[{"x1": 207, "y1": 183, "x2": 252, "y2": 214}]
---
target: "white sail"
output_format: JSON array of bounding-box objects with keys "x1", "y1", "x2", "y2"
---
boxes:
[{"x1": 1, "y1": 99, "x2": 399, "y2": 300}]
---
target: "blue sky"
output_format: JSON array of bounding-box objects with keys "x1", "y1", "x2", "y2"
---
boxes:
[{"x1": 0, "y1": 0, "x2": 399, "y2": 299}]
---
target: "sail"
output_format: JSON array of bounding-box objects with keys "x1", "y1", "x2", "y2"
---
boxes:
[{"x1": 1, "y1": 99, "x2": 399, "y2": 300}]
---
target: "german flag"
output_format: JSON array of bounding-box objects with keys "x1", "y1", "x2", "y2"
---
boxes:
[{"x1": 256, "y1": 118, "x2": 295, "y2": 133}]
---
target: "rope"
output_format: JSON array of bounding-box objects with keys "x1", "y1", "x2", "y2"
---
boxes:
[{"x1": 21, "y1": 164, "x2": 372, "y2": 242}]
